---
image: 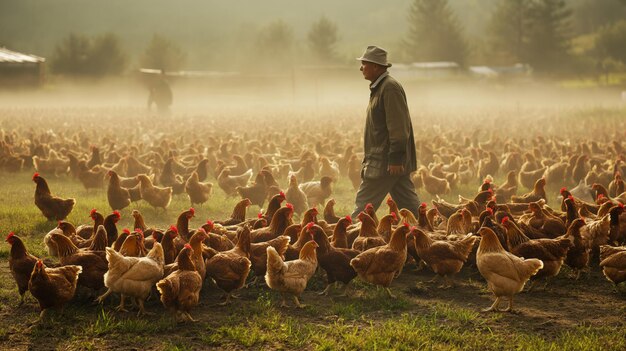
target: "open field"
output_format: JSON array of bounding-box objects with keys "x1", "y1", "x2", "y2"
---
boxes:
[{"x1": 1, "y1": 98, "x2": 626, "y2": 350}]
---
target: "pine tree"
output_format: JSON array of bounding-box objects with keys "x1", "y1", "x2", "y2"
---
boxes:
[
  {"x1": 406, "y1": 0, "x2": 468, "y2": 65},
  {"x1": 308, "y1": 16, "x2": 339, "y2": 63},
  {"x1": 488, "y1": 0, "x2": 532, "y2": 64},
  {"x1": 525, "y1": 0, "x2": 572, "y2": 73}
]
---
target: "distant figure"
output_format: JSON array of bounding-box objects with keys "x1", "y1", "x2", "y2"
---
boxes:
[{"x1": 147, "y1": 70, "x2": 173, "y2": 115}]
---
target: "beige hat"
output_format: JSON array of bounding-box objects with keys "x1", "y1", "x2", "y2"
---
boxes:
[{"x1": 356, "y1": 45, "x2": 392, "y2": 67}]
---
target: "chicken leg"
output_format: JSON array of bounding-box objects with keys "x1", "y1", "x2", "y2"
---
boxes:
[
  {"x1": 385, "y1": 287, "x2": 396, "y2": 299},
  {"x1": 116, "y1": 294, "x2": 129, "y2": 312},
  {"x1": 482, "y1": 297, "x2": 502, "y2": 312},
  {"x1": 500, "y1": 296, "x2": 514, "y2": 312},
  {"x1": 293, "y1": 295, "x2": 307, "y2": 309}
]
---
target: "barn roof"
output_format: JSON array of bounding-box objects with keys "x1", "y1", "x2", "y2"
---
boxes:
[{"x1": 0, "y1": 47, "x2": 45, "y2": 63}]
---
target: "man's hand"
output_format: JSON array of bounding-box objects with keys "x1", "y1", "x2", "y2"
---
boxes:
[{"x1": 388, "y1": 165, "x2": 404, "y2": 175}]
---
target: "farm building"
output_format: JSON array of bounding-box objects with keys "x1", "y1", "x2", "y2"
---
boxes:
[{"x1": 0, "y1": 47, "x2": 46, "y2": 87}]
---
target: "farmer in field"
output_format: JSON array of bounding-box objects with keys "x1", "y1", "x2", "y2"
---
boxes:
[
  {"x1": 351, "y1": 45, "x2": 419, "y2": 219},
  {"x1": 147, "y1": 69, "x2": 173, "y2": 115}
]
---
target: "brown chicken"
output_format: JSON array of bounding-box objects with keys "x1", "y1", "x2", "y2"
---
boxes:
[
  {"x1": 563, "y1": 218, "x2": 589, "y2": 280},
  {"x1": 511, "y1": 177, "x2": 546, "y2": 204},
  {"x1": 502, "y1": 216, "x2": 572, "y2": 290},
  {"x1": 162, "y1": 226, "x2": 180, "y2": 265},
  {"x1": 323, "y1": 198, "x2": 341, "y2": 224},
  {"x1": 236, "y1": 171, "x2": 267, "y2": 207},
  {"x1": 330, "y1": 216, "x2": 352, "y2": 249},
  {"x1": 164, "y1": 229, "x2": 208, "y2": 280},
  {"x1": 286, "y1": 174, "x2": 309, "y2": 216},
  {"x1": 28, "y1": 260, "x2": 82, "y2": 321},
  {"x1": 377, "y1": 213, "x2": 398, "y2": 243},
  {"x1": 285, "y1": 222, "x2": 315, "y2": 261},
  {"x1": 265, "y1": 240, "x2": 318, "y2": 308},
  {"x1": 310, "y1": 224, "x2": 360, "y2": 296},
  {"x1": 352, "y1": 212, "x2": 386, "y2": 252},
  {"x1": 216, "y1": 198, "x2": 251, "y2": 226},
  {"x1": 156, "y1": 244, "x2": 202, "y2": 322},
  {"x1": 347, "y1": 154, "x2": 362, "y2": 190},
  {"x1": 250, "y1": 205, "x2": 294, "y2": 243},
  {"x1": 218, "y1": 167, "x2": 253, "y2": 196},
  {"x1": 476, "y1": 227, "x2": 543, "y2": 312},
  {"x1": 412, "y1": 229, "x2": 476, "y2": 287},
  {"x1": 7, "y1": 232, "x2": 39, "y2": 305},
  {"x1": 48, "y1": 233, "x2": 108, "y2": 293},
  {"x1": 137, "y1": 174, "x2": 172, "y2": 210},
  {"x1": 599, "y1": 245, "x2": 626, "y2": 286},
  {"x1": 350, "y1": 224, "x2": 412, "y2": 298},
  {"x1": 205, "y1": 225, "x2": 252, "y2": 305},
  {"x1": 33, "y1": 172, "x2": 75, "y2": 221},
  {"x1": 77, "y1": 161, "x2": 106, "y2": 190},
  {"x1": 185, "y1": 171, "x2": 213, "y2": 206},
  {"x1": 418, "y1": 168, "x2": 450, "y2": 196}
]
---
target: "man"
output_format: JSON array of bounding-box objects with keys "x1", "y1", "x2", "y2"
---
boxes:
[
  {"x1": 351, "y1": 45, "x2": 419, "y2": 219},
  {"x1": 147, "y1": 69, "x2": 173, "y2": 115}
]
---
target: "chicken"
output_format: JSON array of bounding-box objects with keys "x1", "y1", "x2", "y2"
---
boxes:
[
  {"x1": 285, "y1": 174, "x2": 309, "y2": 216},
  {"x1": 106, "y1": 170, "x2": 131, "y2": 211},
  {"x1": 563, "y1": 218, "x2": 589, "y2": 280},
  {"x1": 250, "y1": 205, "x2": 294, "y2": 243},
  {"x1": 32, "y1": 149, "x2": 69, "y2": 176},
  {"x1": 28, "y1": 260, "x2": 82, "y2": 321},
  {"x1": 7, "y1": 232, "x2": 39, "y2": 305},
  {"x1": 76, "y1": 161, "x2": 106, "y2": 190},
  {"x1": 242, "y1": 226, "x2": 290, "y2": 283},
  {"x1": 518, "y1": 167, "x2": 547, "y2": 190},
  {"x1": 511, "y1": 177, "x2": 546, "y2": 204},
  {"x1": 502, "y1": 216, "x2": 572, "y2": 290},
  {"x1": 137, "y1": 174, "x2": 172, "y2": 210},
  {"x1": 185, "y1": 171, "x2": 213, "y2": 207},
  {"x1": 205, "y1": 225, "x2": 252, "y2": 305},
  {"x1": 265, "y1": 240, "x2": 318, "y2": 308},
  {"x1": 162, "y1": 226, "x2": 180, "y2": 265},
  {"x1": 96, "y1": 243, "x2": 165, "y2": 315},
  {"x1": 216, "y1": 198, "x2": 251, "y2": 226},
  {"x1": 330, "y1": 216, "x2": 352, "y2": 249},
  {"x1": 156, "y1": 244, "x2": 202, "y2": 322},
  {"x1": 299, "y1": 176, "x2": 333, "y2": 208},
  {"x1": 349, "y1": 224, "x2": 412, "y2": 298},
  {"x1": 476, "y1": 227, "x2": 543, "y2": 312},
  {"x1": 236, "y1": 171, "x2": 267, "y2": 207},
  {"x1": 32, "y1": 172, "x2": 75, "y2": 221},
  {"x1": 412, "y1": 229, "x2": 476, "y2": 287},
  {"x1": 519, "y1": 202, "x2": 567, "y2": 238},
  {"x1": 319, "y1": 156, "x2": 340, "y2": 180},
  {"x1": 310, "y1": 223, "x2": 360, "y2": 296},
  {"x1": 262, "y1": 191, "x2": 286, "y2": 223},
  {"x1": 323, "y1": 198, "x2": 341, "y2": 224},
  {"x1": 347, "y1": 154, "x2": 362, "y2": 190},
  {"x1": 377, "y1": 213, "x2": 398, "y2": 243},
  {"x1": 418, "y1": 168, "x2": 450, "y2": 196},
  {"x1": 48, "y1": 232, "x2": 108, "y2": 293},
  {"x1": 352, "y1": 211, "x2": 386, "y2": 251},
  {"x1": 599, "y1": 245, "x2": 626, "y2": 286},
  {"x1": 218, "y1": 168, "x2": 253, "y2": 196},
  {"x1": 164, "y1": 229, "x2": 208, "y2": 280},
  {"x1": 285, "y1": 222, "x2": 315, "y2": 261}
]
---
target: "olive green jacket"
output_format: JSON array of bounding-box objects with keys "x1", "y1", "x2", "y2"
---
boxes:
[{"x1": 362, "y1": 74, "x2": 417, "y2": 179}]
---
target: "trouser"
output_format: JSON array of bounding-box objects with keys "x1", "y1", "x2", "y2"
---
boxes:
[{"x1": 351, "y1": 173, "x2": 420, "y2": 220}]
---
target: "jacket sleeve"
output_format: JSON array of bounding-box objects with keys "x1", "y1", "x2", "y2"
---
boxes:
[{"x1": 383, "y1": 84, "x2": 411, "y2": 166}]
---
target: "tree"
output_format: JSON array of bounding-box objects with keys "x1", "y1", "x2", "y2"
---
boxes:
[
  {"x1": 51, "y1": 33, "x2": 126, "y2": 77},
  {"x1": 488, "y1": 0, "x2": 532, "y2": 64},
  {"x1": 525, "y1": 0, "x2": 572, "y2": 74},
  {"x1": 307, "y1": 16, "x2": 339, "y2": 63},
  {"x1": 406, "y1": 0, "x2": 468, "y2": 65},
  {"x1": 256, "y1": 20, "x2": 294, "y2": 71},
  {"x1": 51, "y1": 33, "x2": 91, "y2": 76},
  {"x1": 595, "y1": 20, "x2": 626, "y2": 65},
  {"x1": 140, "y1": 34, "x2": 186, "y2": 72}
]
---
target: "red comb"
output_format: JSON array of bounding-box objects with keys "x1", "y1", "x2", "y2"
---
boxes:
[
  {"x1": 169, "y1": 225, "x2": 178, "y2": 233},
  {"x1": 312, "y1": 207, "x2": 318, "y2": 213},
  {"x1": 32, "y1": 172, "x2": 40, "y2": 180},
  {"x1": 344, "y1": 215, "x2": 352, "y2": 223},
  {"x1": 391, "y1": 212, "x2": 397, "y2": 220},
  {"x1": 403, "y1": 222, "x2": 410, "y2": 228},
  {"x1": 206, "y1": 220, "x2": 214, "y2": 227},
  {"x1": 420, "y1": 202, "x2": 427, "y2": 208},
  {"x1": 184, "y1": 243, "x2": 192, "y2": 250},
  {"x1": 486, "y1": 207, "x2": 493, "y2": 214},
  {"x1": 488, "y1": 188, "x2": 494, "y2": 194},
  {"x1": 286, "y1": 203, "x2": 294, "y2": 210},
  {"x1": 306, "y1": 222, "x2": 315, "y2": 229},
  {"x1": 501, "y1": 216, "x2": 510, "y2": 224},
  {"x1": 568, "y1": 195, "x2": 574, "y2": 201},
  {"x1": 135, "y1": 228, "x2": 143, "y2": 235},
  {"x1": 123, "y1": 228, "x2": 131, "y2": 234},
  {"x1": 560, "y1": 187, "x2": 567, "y2": 194},
  {"x1": 279, "y1": 191, "x2": 285, "y2": 198},
  {"x1": 598, "y1": 194, "x2": 605, "y2": 199},
  {"x1": 113, "y1": 210, "x2": 121, "y2": 219},
  {"x1": 189, "y1": 208, "x2": 195, "y2": 216},
  {"x1": 257, "y1": 212, "x2": 263, "y2": 218},
  {"x1": 6, "y1": 232, "x2": 15, "y2": 240},
  {"x1": 365, "y1": 203, "x2": 374, "y2": 209},
  {"x1": 619, "y1": 203, "x2": 625, "y2": 209},
  {"x1": 36, "y1": 259, "x2": 43, "y2": 268}
]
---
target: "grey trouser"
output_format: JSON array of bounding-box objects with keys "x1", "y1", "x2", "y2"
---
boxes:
[{"x1": 351, "y1": 173, "x2": 420, "y2": 219}]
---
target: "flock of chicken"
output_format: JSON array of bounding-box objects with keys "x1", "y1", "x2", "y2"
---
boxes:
[{"x1": 2, "y1": 110, "x2": 626, "y2": 324}]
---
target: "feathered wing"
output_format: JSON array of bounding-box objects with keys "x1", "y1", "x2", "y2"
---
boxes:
[
  {"x1": 265, "y1": 246, "x2": 288, "y2": 284},
  {"x1": 478, "y1": 252, "x2": 543, "y2": 295}
]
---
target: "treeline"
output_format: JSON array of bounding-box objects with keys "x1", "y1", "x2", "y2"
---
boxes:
[{"x1": 48, "y1": 0, "x2": 626, "y2": 78}]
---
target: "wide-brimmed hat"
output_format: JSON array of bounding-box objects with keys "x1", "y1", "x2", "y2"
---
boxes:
[{"x1": 356, "y1": 45, "x2": 392, "y2": 67}]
